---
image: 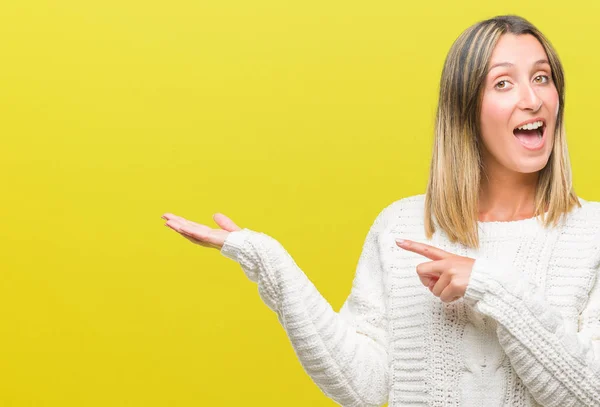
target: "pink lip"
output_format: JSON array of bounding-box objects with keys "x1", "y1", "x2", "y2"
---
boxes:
[{"x1": 514, "y1": 123, "x2": 546, "y2": 151}]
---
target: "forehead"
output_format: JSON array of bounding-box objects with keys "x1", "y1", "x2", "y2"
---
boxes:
[{"x1": 489, "y1": 33, "x2": 548, "y2": 66}]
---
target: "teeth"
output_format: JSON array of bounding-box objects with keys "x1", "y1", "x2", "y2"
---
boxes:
[{"x1": 516, "y1": 120, "x2": 544, "y2": 131}]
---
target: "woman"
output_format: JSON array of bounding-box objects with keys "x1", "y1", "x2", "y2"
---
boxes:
[{"x1": 162, "y1": 15, "x2": 600, "y2": 407}]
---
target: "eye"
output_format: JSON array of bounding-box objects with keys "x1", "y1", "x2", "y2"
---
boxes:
[
  {"x1": 534, "y1": 75, "x2": 550, "y2": 84},
  {"x1": 494, "y1": 80, "x2": 511, "y2": 90}
]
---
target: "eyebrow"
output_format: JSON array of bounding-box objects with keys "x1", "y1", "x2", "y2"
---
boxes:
[{"x1": 487, "y1": 59, "x2": 550, "y2": 74}]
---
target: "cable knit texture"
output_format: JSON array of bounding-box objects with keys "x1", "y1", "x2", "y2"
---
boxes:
[{"x1": 220, "y1": 194, "x2": 600, "y2": 406}]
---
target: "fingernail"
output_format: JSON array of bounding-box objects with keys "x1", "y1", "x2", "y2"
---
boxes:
[{"x1": 395, "y1": 239, "x2": 405, "y2": 245}]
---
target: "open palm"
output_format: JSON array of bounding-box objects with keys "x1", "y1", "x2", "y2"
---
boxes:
[{"x1": 161, "y1": 212, "x2": 242, "y2": 250}]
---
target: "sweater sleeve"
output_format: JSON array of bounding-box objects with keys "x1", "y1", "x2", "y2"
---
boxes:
[
  {"x1": 219, "y1": 209, "x2": 392, "y2": 407},
  {"x1": 463, "y1": 256, "x2": 600, "y2": 406}
]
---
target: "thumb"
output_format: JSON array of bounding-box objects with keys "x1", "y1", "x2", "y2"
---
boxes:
[
  {"x1": 213, "y1": 213, "x2": 242, "y2": 232},
  {"x1": 420, "y1": 275, "x2": 439, "y2": 288}
]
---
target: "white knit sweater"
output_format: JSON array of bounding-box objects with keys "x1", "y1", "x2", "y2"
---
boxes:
[{"x1": 220, "y1": 194, "x2": 600, "y2": 406}]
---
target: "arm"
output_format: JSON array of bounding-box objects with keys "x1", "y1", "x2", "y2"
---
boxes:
[
  {"x1": 219, "y1": 209, "x2": 393, "y2": 407},
  {"x1": 463, "y1": 256, "x2": 600, "y2": 406}
]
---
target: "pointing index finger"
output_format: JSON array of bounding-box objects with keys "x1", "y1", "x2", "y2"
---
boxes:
[{"x1": 395, "y1": 239, "x2": 449, "y2": 261}]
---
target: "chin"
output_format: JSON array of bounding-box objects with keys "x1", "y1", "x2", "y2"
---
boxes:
[{"x1": 513, "y1": 159, "x2": 551, "y2": 174}]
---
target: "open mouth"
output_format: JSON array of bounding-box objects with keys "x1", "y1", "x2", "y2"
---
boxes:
[{"x1": 513, "y1": 120, "x2": 545, "y2": 149}]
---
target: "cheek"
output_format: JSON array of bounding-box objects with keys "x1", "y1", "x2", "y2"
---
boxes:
[
  {"x1": 547, "y1": 88, "x2": 559, "y2": 118},
  {"x1": 480, "y1": 93, "x2": 514, "y2": 136}
]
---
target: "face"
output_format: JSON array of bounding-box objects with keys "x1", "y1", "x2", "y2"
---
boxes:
[{"x1": 479, "y1": 33, "x2": 559, "y2": 176}]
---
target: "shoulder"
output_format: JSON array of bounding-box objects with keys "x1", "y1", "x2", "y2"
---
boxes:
[
  {"x1": 548, "y1": 197, "x2": 600, "y2": 246},
  {"x1": 568, "y1": 197, "x2": 600, "y2": 229},
  {"x1": 577, "y1": 197, "x2": 600, "y2": 216},
  {"x1": 371, "y1": 193, "x2": 426, "y2": 231}
]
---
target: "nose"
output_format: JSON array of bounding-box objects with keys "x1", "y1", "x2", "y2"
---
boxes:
[{"x1": 518, "y1": 83, "x2": 542, "y2": 112}]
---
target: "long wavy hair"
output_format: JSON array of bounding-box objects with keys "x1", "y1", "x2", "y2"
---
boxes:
[{"x1": 424, "y1": 15, "x2": 580, "y2": 249}]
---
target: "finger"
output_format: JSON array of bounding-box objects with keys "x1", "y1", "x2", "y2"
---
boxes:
[
  {"x1": 165, "y1": 219, "x2": 186, "y2": 233},
  {"x1": 165, "y1": 220, "x2": 181, "y2": 232},
  {"x1": 178, "y1": 224, "x2": 209, "y2": 241},
  {"x1": 166, "y1": 218, "x2": 211, "y2": 236},
  {"x1": 213, "y1": 213, "x2": 242, "y2": 232},
  {"x1": 427, "y1": 277, "x2": 438, "y2": 291},
  {"x1": 163, "y1": 214, "x2": 206, "y2": 229},
  {"x1": 396, "y1": 240, "x2": 451, "y2": 261},
  {"x1": 416, "y1": 260, "x2": 446, "y2": 285},
  {"x1": 180, "y1": 225, "x2": 229, "y2": 249},
  {"x1": 164, "y1": 213, "x2": 236, "y2": 236},
  {"x1": 440, "y1": 282, "x2": 462, "y2": 303},
  {"x1": 179, "y1": 227, "x2": 222, "y2": 249},
  {"x1": 162, "y1": 213, "x2": 183, "y2": 221},
  {"x1": 180, "y1": 233, "x2": 216, "y2": 249},
  {"x1": 431, "y1": 271, "x2": 452, "y2": 297},
  {"x1": 164, "y1": 219, "x2": 215, "y2": 247},
  {"x1": 164, "y1": 218, "x2": 227, "y2": 249}
]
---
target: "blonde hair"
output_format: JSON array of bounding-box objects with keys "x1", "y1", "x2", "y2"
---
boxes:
[{"x1": 424, "y1": 15, "x2": 580, "y2": 249}]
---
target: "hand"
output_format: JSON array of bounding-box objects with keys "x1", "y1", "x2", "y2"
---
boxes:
[
  {"x1": 395, "y1": 239, "x2": 475, "y2": 303},
  {"x1": 161, "y1": 212, "x2": 242, "y2": 250}
]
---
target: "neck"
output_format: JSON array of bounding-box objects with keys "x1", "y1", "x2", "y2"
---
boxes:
[{"x1": 478, "y1": 166, "x2": 539, "y2": 222}]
